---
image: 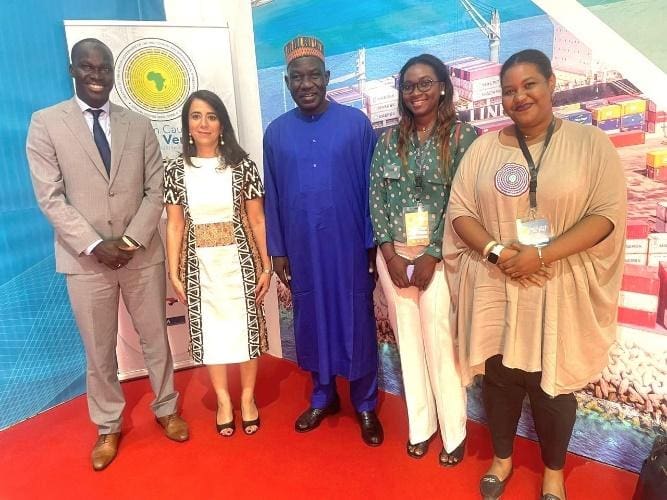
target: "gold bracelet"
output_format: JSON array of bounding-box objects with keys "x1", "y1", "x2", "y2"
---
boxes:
[
  {"x1": 482, "y1": 240, "x2": 498, "y2": 258},
  {"x1": 262, "y1": 268, "x2": 273, "y2": 275},
  {"x1": 537, "y1": 246, "x2": 545, "y2": 268}
]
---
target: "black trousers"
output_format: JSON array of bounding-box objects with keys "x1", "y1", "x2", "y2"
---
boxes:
[{"x1": 482, "y1": 355, "x2": 577, "y2": 470}]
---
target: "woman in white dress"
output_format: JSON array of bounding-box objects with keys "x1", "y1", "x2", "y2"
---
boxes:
[{"x1": 165, "y1": 90, "x2": 272, "y2": 436}]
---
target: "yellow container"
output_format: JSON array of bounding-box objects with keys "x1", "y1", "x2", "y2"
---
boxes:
[
  {"x1": 646, "y1": 149, "x2": 667, "y2": 168},
  {"x1": 592, "y1": 104, "x2": 621, "y2": 121},
  {"x1": 620, "y1": 99, "x2": 647, "y2": 116}
]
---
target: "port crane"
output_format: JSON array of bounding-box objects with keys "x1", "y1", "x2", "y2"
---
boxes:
[{"x1": 458, "y1": 0, "x2": 501, "y2": 63}]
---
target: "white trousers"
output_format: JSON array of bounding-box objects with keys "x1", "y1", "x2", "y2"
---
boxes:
[{"x1": 377, "y1": 243, "x2": 467, "y2": 452}]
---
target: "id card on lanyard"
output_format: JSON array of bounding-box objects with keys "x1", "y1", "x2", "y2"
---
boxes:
[
  {"x1": 515, "y1": 118, "x2": 556, "y2": 247},
  {"x1": 404, "y1": 204, "x2": 431, "y2": 246},
  {"x1": 404, "y1": 132, "x2": 435, "y2": 246}
]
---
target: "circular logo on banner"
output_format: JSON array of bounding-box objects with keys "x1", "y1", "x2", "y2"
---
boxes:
[
  {"x1": 494, "y1": 162, "x2": 529, "y2": 197},
  {"x1": 115, "y1": 38, "x2": 198, "y2": 121}
]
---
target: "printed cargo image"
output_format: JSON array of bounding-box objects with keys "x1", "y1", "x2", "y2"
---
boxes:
[{"x1": 253, "y1": 0, "x2": 667, "y2": 474}]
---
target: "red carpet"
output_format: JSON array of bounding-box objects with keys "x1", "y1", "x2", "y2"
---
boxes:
[{"x1": 0, "y1": 355, "x2": 637, "y2": 499}]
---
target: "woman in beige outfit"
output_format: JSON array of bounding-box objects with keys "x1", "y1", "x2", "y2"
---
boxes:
[{"x1": 443, "y1": 50, "x2": 626, "y2": 500}]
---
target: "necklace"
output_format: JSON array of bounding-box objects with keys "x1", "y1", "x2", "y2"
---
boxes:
[
  {"x1": 417, "y1": 122, "x2": 436, "y2": 133},
  {"x1": 519, "y1": 117, "x2": 556, "y2": 140}
]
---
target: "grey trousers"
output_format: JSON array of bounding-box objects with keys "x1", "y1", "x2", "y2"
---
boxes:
[{"x1": 67, "y1": 263, "x2": 178, "y2": 434}]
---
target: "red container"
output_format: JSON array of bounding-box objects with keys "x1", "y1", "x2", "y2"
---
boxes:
[
  {"x1": 647, "y1": 110, "x2": 667, "y2": 123},
  {"x1": 621, "y1": 264, "x2": 660, "y2": 295},
  {"x1": 658, "y1": 262, "x2": 667, "y2": 327},
  {"x1": 644, "y1": 121, "x2": 656, "y2": 133},
  {"x1": 618, "y1": 308, "x2": 657, "y2": 328},
  {"x1": 581, "y1": 99, "x2": 608, "y2": 110},
  {"x1": 609, "y1": 130, "x2": 645, "y2": 147},
  {"x1": 606, "y1": 94, "x2": 640, "y2": 104},
  {"x1": 656, "y1": 201, "x2": 667, "y2": 222},
  {"x1": 627, "y1": 218, "x2": 650, "y2": 239},
  {"x1": 647, "y1": 166, "x2": 667, "y2": 181}
]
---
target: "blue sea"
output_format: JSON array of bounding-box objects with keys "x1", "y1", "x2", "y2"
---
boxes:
[{"x1": 252, "y1": 0, "x2": 624, "y2": 69}]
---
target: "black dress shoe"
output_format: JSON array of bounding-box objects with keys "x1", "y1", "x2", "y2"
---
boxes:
[
  {"x1": 294, "y1": 395, "x2": 340, "y2": 433},
  {"x1": 356, "y1": 410, "x2": 384, "y2": 447}
]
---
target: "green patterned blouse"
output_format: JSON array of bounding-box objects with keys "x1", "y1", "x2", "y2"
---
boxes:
[{"x1": 370, "y1": 123, "x2": 477, "y2": 259}]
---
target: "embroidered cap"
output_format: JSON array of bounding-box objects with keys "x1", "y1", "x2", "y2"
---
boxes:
[{"x1": 284, "y1": 35, "x2": 325, "y2": 65}]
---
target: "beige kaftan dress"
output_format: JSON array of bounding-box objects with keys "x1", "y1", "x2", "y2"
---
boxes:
[{"x1": 443, "y1": 120, "x2": 627, "y2": 396}]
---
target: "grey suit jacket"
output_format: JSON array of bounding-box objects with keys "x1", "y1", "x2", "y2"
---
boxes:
[{"x1": 26, "y1": 98, "x2": 165, "y2": 274}]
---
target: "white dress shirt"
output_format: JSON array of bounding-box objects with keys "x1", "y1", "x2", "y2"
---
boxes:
[{"x1": 75, "y1": 97, "x2": 111, "y2": 255}]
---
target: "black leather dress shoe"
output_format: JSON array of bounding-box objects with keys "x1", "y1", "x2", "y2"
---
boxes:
[
  {"x1": 294, "y1": 395, "x2": 341, "y2": 433},
  {"x1": 356, "y1": 410, "x2": 384, "y2": 447}
]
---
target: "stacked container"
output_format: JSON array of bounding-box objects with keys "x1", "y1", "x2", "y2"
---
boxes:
[
  {"x1": 646, "y1": 149, "x2": 667, "y2": 181},
  {"x1": 588, "y1": 103, "x2": 621, "y2": 134},
  {"x1": 363, "y1": 79, "x2": 399, "y2": 129},
  {"x1": 626, "y1": 218, "x2": 650, "y2": 265},
  {"x1": 470, "y1": 116, "x2": 512, "y2": 135},
  {"x1": 447, "y1": 57, "x2": 503, "y2": 122},
  {"x1": 650, "y1": 202, "x2": 667, "y2": 265},
  {"x1": 554, "y1": 108, "x2": 592, "y2": 125},
  {"x1": 617, "y1": 264, "x2": 660, "y2": 329}
]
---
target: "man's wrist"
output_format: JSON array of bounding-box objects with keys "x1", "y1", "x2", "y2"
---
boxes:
[
  {"x1": 85, "y1": 239, "x2": 103, "y2": 255},
  {"x1": 122, "y1": 235, "x2": 141, "y2": 249}
]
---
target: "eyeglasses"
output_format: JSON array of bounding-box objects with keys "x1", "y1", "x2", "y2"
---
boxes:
[{"x1": 399, "y1": 78, "x2": 444, "y2": 94}]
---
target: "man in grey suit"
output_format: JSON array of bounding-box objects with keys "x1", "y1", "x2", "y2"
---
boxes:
[{"x1": 26, "y1": 38, "x2": 188, "y2": 471}]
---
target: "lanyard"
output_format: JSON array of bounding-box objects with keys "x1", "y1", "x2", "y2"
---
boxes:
[
  {"x1": 411, "y1": 132, "x2": 433, "y2": 203},
  {"x1": 515, "y1": 118, "x2": 556, "y2": 211}
]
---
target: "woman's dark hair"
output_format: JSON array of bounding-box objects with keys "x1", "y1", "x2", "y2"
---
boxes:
[
  {"x1": 500, "y1": 49, "x2": 554, "y2": 82},
  {"x1": 396, "y1": 54, "x2": 457, "y2": 182},
  {"x1": 181, "y1": 90, "x2": 247, "y2": 167}
]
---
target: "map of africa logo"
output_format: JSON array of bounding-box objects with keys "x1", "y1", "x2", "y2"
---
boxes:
[{"x1": 115, "y1": 38, "x2": 198, "y2": 121}]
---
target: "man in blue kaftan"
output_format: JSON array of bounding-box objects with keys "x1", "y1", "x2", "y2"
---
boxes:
[{"x1": 263, "y1": 36, "x2": 383, "y2": 446}]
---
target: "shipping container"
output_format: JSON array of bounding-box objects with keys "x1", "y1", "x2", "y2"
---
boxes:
[
  {"x1": 646, "y1": 166, "x2": 667, "y2": 181},
  {"x1": 625, "y1": 253, "x2": 648, "y2": 265},
  {"x1": 555, "y1": 109, "x2": 592, "y2": 125},
  {"x1": 581, "y1": 99, "x2": 608, "y2": 110},
  {"x1": 609, "y1": 130, "x2": 645, "y2": 147},
  {"x1": 644, "y1": 121, "x2": 656, "y2": 133},
  {"x1": 627, "y1": 218, "x2": 650, "y2": 239},
  {"x1": 647, "y1": 110, "x2": 667, "y2": 123},
  {"x1": 649, "y1": 233, "x2": 667, "y2": 253},
  {"x1": 620, "y1": 113, "x2": 644, "y2": 128},
  {"x1": 656, "y1": 201, "x2": 667, "y2": 222},
  {"x1": 593, "y1": 117, "x2": 620, "y2": 133},
  {"x1": 605, "y1": 96, "x2": 647, "y2": 115},
  {"x1": 617, "y1": 308, "x2": 657, "y2": 328},
  {"x1": 591, "y1": 104, "x2": 622, "y2": 121},
  {"x1": 646, "y1": 149, "x2": 667, "y2": 168}
]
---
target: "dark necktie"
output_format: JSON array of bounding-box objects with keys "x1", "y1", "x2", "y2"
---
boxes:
[{"x1": 88, "y1": 109, "x2": 111, "y2": 175}]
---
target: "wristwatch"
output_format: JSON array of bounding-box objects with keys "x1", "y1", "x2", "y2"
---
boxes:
[{"x1": 486, "y1": 244, "x2": 505, "y2": 265}]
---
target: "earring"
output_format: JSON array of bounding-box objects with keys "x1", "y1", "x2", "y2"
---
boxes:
[
  {"x1": 188, "y1": 134, "x2": 194, "y2": 145},
  {"x1": 220, "y1": 134, "x2": 225, "y2": 146},
  {"x1": 440, "y1": 90, "x2": 445, "y2": 96}
]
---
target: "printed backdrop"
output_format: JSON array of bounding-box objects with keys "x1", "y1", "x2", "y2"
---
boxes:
[
  {"x1": 251, "y1": 0, "x2": 667, "y2": 472},
  {"x1": 63, "y1": 22, "x2": 239, "y2": 378}
]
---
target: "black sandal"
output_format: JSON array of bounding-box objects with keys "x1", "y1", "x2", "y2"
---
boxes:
[
  {"x1": 216, "y1": 418, "x2": 236, "y2": 437},
  {"x1": 439, "y1": 437, "x2": 466, "y2": 467},
  {"x1": 407, "y1": 440, "x2": 429, "y2": 459},
  {"x1": 407, "y1": 433, "x2": 435, "y2": 459},
  {"x1": 242, "y1": 416, "x2": 261, "y2": 435}
]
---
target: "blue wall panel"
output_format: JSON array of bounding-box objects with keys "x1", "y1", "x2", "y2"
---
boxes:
[{"x1": 0, "y1": 0, "x2": 165, "y2": 430}]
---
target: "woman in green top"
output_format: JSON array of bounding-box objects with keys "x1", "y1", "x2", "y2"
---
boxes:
[{"x1": 370, "y1": 54, "x2": 477, "y2": 466}]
